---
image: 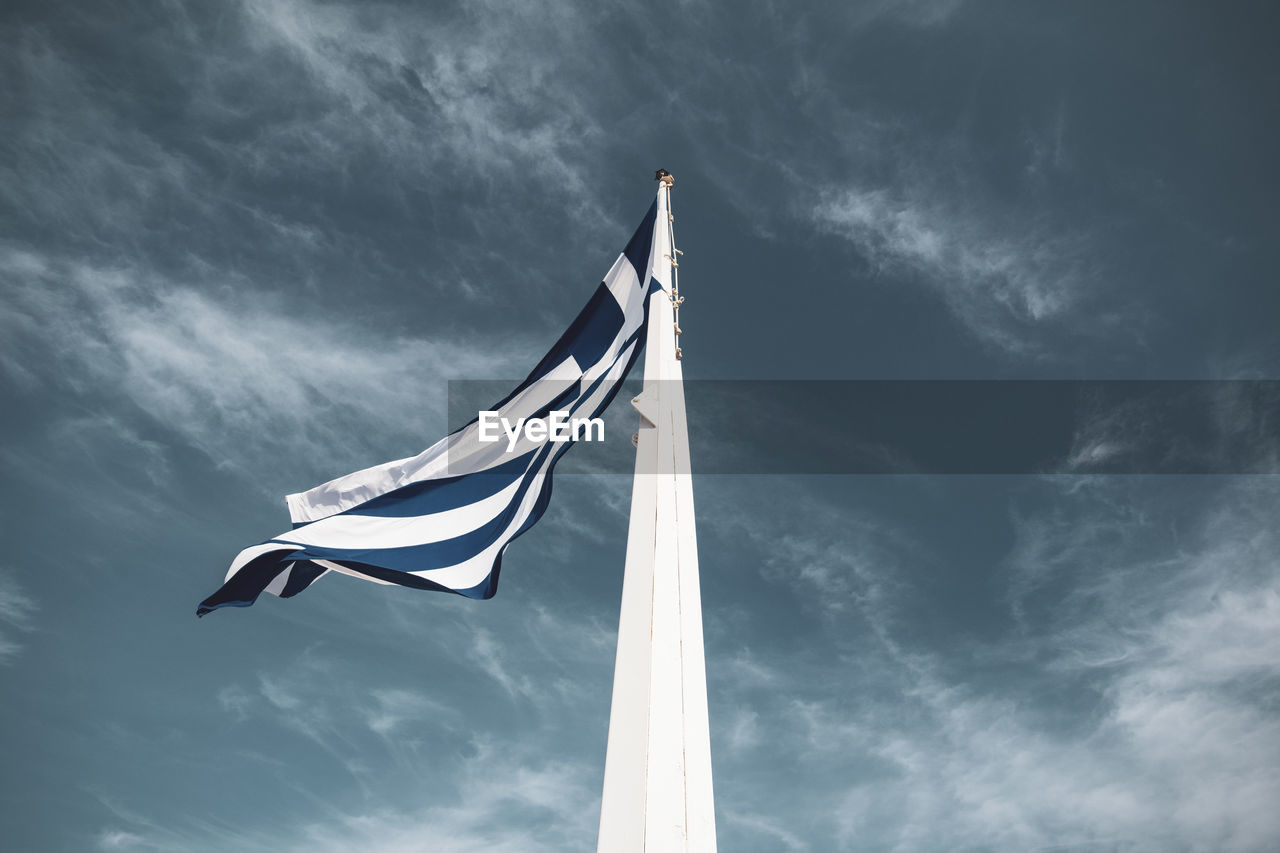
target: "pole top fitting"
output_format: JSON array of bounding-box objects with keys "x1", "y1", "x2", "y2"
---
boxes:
[{"x1": 655, "y1": 169, "x2": 674, "y2": 188}]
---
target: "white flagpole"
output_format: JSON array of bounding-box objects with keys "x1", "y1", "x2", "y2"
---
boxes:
[{"x1": 597, "y1": 172, "x2": 717, "y2": 852}]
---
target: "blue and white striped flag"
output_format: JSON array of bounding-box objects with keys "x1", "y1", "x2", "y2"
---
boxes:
[{"x1": 197, "y1": 198, "x2": 661, "y2": 616}]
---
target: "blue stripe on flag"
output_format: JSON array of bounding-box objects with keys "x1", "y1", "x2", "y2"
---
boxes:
[
  {"x1": 196, "y1": 548, "x2": 302, "y2": 615},
  {"x1": 347, "y1": 450, "x2": 536, "y2": 519},
  {"x1": 520, "y1": 281, "x2": 625, "y2": 388},
  {"x1": 624, "y1": 200, "x2": 658, "y2": 282},
  {"x1": 307, "y1": 559, "x2": 495, "y2": 599},
  {"x1": 281, "y1": 561, "x2": 326, "y2": 597}
]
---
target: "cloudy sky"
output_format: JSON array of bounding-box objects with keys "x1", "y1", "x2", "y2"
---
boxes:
[{"x1": 4, "y1": 1, "x2": 1280, "y2": 850}]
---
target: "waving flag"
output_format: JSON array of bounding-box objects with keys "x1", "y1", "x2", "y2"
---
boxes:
[{"x1": 197, "y1": 199, "x2": 660, "y2": 616}]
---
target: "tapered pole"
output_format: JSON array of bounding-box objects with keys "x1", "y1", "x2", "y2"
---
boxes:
[{"x1": 597, "y1": 173, "x2": 716, "y2": 852}]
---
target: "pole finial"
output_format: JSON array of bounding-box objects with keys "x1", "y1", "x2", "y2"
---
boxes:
[{"x1": 655, "y1": 168, "x2": 674, "y2": 187}]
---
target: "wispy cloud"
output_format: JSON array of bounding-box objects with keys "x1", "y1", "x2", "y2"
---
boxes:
[
  {"x1": 722, "y1": 808, "x2": 809, "y2": 852},
  {"x1": 826, "y1": 537, "x2": 1280, "y2": 851},
  {"x1": 701, "y1": 480, "x2": 915, "y2": 623},
  {"x1": 216, "y1": 685, "x2": 254, "y2": 723},
  {"x1": 0, "y1": 570, "x2": 37, "y2": 664},
  {"x1": 0, "y1": 246, "x2": 514, "y2": 487},
  {"x1": 92, "y1": 796, "x2": 197, "y2": 852},
  {"x1": 364, "y1": 687, "x2": 455, "y2": 738},
  {"x1": 96, "y1": 829, "x2": 148, "y2": 850},
  {"x1": 812, "y1": 185, "x2": 1096, "y2": 353},
  {"x1": 694, "y1": 476, "x2": 1280, "y2": 851},
  {"x1": 1057, "y1": 384, "x2": 1280, "y2": 475},
  {"x1": 879, "y1": 481, "x2": 1280, "y2": 850},
  {"x1": 176, "y1": 642, "x2": 605, "y2": 852},
  {"x1": 658, "y1": 6, "x2": 1110, "y2": 358},
  {"x1": 467, "y1": 627, "x2": 537, "y2": 700},
  {"x1": 225, "y1": 0, "x2": 626, "y2": 249},
  {"x1": 5, "y1": 2, "x2": 629, "y2": 254},
  {"x1": 853, "y1": 0, "x2": 967, "y2": 28},
  {"x1": 722, "y1": 707, "x2": 762, "y2": 754}
]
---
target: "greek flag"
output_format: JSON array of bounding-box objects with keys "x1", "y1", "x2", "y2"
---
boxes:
[{"x1": 197, "y1": 198, "x2": 661, "y2": 616}]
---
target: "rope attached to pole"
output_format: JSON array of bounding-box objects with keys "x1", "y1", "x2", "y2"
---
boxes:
[{"x1": 655, "y1": 169, "x2": 683, "y2": 360}]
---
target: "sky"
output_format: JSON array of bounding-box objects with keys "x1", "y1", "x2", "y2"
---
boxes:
[{"x1": 3, "y1": 1, "x2": 1280, "y2": 851}]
